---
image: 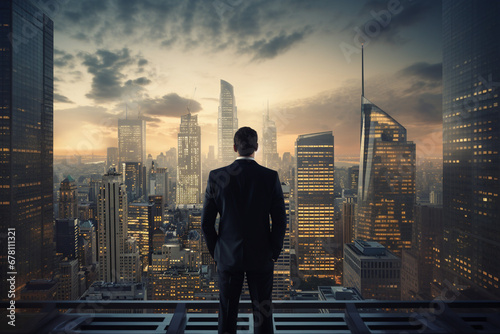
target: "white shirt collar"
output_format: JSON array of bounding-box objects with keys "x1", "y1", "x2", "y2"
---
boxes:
[{"x1": 236, "y1": 156, "x2": 255, "y2": 160}]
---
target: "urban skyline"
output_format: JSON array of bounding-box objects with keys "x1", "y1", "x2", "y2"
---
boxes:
[{"x1": 1, "y1": 0, "x2": 500, "y2": 325}]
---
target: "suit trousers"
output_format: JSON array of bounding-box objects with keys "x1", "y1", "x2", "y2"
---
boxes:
[{"x1": 217, "y1": 266, "x2": 274, "y2": 334}]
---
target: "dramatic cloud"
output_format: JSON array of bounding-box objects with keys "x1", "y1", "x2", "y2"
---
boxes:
[
  {"x1": 79, "y1": 48, "x2": 150, "y2": 103},
  {"x1": 399, "y1": 62, "x2": 442, "y2": 82},
  {"x1": 140, "y1": 93, "x2": 202, "y2": 118},
  {"x1": 247, "y1": 28, "x2": 312, "y2": 61}
]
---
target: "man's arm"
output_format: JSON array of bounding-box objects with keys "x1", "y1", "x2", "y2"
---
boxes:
[
  {"x1": 201, "y1": 172, "x2": 218, "y2": 258},
  {"x1": 270, "y1": 172, "x2": 287, "y2": 261}
]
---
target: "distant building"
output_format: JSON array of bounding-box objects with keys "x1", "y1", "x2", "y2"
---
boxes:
[
  {"x1": 343, "y1": 240, "x2": 401, "y2": 300},
  {"x1": 274, "y1": 183, "x2": 291, "y2": 300},
  {"x1": 177, "y1": 113, "x2": 202, "y2": 205},
  {"x1": 123, "y1": 162, "x2": 146, "y2": 202},
  {"x1": 81, "y1": 281, "x2": 145, "y2": 301},
  {"x1": 218, "y1": 80, "x2": 238, "y2": 165},
  {"x1": 295, "y1": 132, "x2": 337, "y2": 280},
  {"x1": 118, "y1": 118, "x2": 146, "y2": 172},
  {"x1": 347, "y1": 166, "x2": 359, "y2": 191},
  {"x1": 55, "y1": 219, "x2": 79, "y2": 260},
  {"x1": 57, "y1": 259, "x2": 79, "y2": 300},
  {"x1": 342, "y1": 197, "x2": 356, "y2": 246},
  {"x1": 262, "y1": 104, "x2": 279, "y2": 169},
  {"x1": 107, "y1": 147, "x2": 119, "y2": 170},
  {"x1": 59, "y1": 175, "x2": 78, "y2": 219},
  {"x1": 128, "y1": 202, "x2": 161, "y2": 270},
  {"x1": 79, "y1": 220, "x2": 97, "y2": 265}
]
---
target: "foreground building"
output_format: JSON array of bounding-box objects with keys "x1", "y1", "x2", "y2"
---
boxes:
[
  {"x1": 0, "y1": 0, "x2": 54, "y2": 296},
  {"x1": 442, "y1": 0, "x2": 500, "y2": 298}
]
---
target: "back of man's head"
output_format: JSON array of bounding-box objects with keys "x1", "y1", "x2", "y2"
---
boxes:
[{"x1": 234, "y1": 127, "x2": 258, "y2": 156}]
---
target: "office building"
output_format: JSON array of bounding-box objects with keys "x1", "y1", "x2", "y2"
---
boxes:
[
  {"x1": 21, "y1": 280, "x2": 58, "y2": 301},
  {"x1": 59, "y1": 175, "x2": 78, "y2": 219},
  {"x1": 55, "y1": 219, "x2": 79, "y2": 260},
  {"x1": 273, "y1": 183, "x2": 291, "y2": 300},
  {"x1": 218, "y1": 80, "x2": 238, "y2": 165},
  {"x1": 344, "y1": 240, "x2": 401, "y2": 300},
  {"x1": 342, "y1": 197, "x2": 356, "y2": 246},
  {"x1": 442, "y1": 0, "x2": 500, "y2": 298},
  {"x1": 177, "y1": 113, "x2": 202, "y2": 205},
  {"x1": 295, "y1": 132, "x2": 337, "y2": 280},
  {"x1": 57, "y1": 259, "x2": 79, "y2": 300},
  {"x1": 79, "y1": 220, "x2": 97, "y2": 265},
  {"x1": 401, "y1": 204, "x2": 443, "y2": 300},
  {"x1": 0, "y1": 0, "x2": 54, "y2": 296},
  {"x1": 347, "y1": 166, "x2": 359, "y2": 191},
  {"x1": 262, "y1": 104, "x2": 279, "y2": 169},
  {"x1": 356, "y1": 47, "x2": 416, "y2": 257},
  {"x1": 150, "y1": 167, "x2": 168, "y2": 205},
  {"x1": 123, "y1": 162, "x2": 145, "y2": 202},
  {"x1": 118, "y1": 118, "x2": 146, "y2": 171},
  {"x1": 128, "y1": 201, "x2": 161, "y2": 270},
  {"x1": 107, "y1": 147, "x2": 119, "y2": 170},
  {"x1": 97, "y1": 169, "x2": 140, "y2": 283}
]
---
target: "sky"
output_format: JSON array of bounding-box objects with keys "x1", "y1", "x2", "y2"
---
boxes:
[{"x1": 51, "y1": 0, "x2": 443, "y2": 160}]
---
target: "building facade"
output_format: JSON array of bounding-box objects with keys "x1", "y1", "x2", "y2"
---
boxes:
[
  {"x1": 177, "y1": 113, "x2": 201, "y2": 205},
  {"x1": 118, "y1": 118, "x2": 146, "y2": 171},
  {"x1": 356, "y1": 95, "x2": 416, "y2": 257},
  {"x1": 59, "y1": 176, "x2": 78, "y2": 219},
  {"x1": 218, "y1": 80, "x2": 238, "y2": 166},
  {"x1": 0, "y1": 0, "x2": 54, "y2": 296},
  {"x1": 442, "y1": 0, "x2": 500, "y2": 298},
  {"x1": 344, "y1": 240, "x2": 401, "y2": 300},
  {"x1": 295, "y1": 132, "x2": 337, "y2": 279},
  {"x1": 262, "y1": 105, "x2": 279, "y2": 169}
]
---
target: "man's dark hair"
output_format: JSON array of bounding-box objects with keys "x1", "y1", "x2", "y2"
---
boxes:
[{"x1": 234, "y1": 127, "x2": 258, "y2": 156}]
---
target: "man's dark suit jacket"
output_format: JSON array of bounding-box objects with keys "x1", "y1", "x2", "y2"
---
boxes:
[{"x1": 201, "y1": 158, "x2": 287, "y2": 272}]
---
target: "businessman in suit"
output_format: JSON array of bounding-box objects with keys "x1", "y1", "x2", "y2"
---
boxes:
[{"x1": 201, "y1": 127, "x2": 287, "y2": 334}]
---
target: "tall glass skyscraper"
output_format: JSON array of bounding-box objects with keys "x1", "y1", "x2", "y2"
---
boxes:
[
  {"x1": 442, "y1": 0, "x2": 500, "y2": 298},
  {"x1": 0, "y1": 0, "x2": 54, "y2": 297},
  {"x1": 356, "y1": 48, "x2": 416, "y2": 257},
  {"x1": 262, "y1": 104, "x2": 279, "y2": 170},
  {"x1": 295, "y1": 132, "x2": 337, "y2": 279},
  {"x1": 177, "y1": 113, "x2": 201, "y2": 205},
  {"x1": 118, "y1": 118, "x2": 146, "y2": 171},
  {"x1": 218, "y1": 80, "x2": 238, "y2": 165}
]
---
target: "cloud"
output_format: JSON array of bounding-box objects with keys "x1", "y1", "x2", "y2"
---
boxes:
[
  {"x1": 55, "y1": 0, "x2": 329, "y2": 61},
  {"x1": 140, "y1": 93, "x2": 202, "y2": 118},
  {"x1": 54, "y1": 93, "x2": 74, "y2": 104},
  {"x1": 342, "y1": 0, "x2": 440, "y2": 45},
  {"x1": 247, "y1": 27, "x2": 312, "y2": 61},
  {"x1": 399, "y1": 62, "x2": 442, "y2": 82},
  {"x1": 54, "y1": 49, "x2": 75, "y2": 68},
  {"x1": 79, "y1": 48, "x2": 151, "y2": 102}
]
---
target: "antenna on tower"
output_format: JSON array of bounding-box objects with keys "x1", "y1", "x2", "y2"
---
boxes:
[{"x1": 362, "y1": 43, "x2": 365, "y2": 97}]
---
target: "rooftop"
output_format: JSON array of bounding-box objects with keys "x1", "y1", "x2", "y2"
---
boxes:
[{"x1": 1, "y1": 300, "x2": 499, "y2": 333}]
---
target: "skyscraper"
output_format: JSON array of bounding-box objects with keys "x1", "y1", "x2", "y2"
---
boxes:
[
  {"x1": 97, "y1": 169, "x2": 140, "y2": 283},
  {"x1": 218, "y1": 80, "x2": 238, "y2": 165},
  {"x1": 442, "y1": 0, "x2": 500, "y2": 297},
  {"x1": 273, "y1": 182, "x2": 291, "y2": 300},
  {"x1": 59, "y1": 176, "x2": 78, "y2": 219},
  {"x1": 118, "y1": 118, "x2": 146, "y2": 172},
  {"x1": 356, "y1": 47, "x2": 416, "y2": 257},
  {"x1": 123, "y1": 162, "x2": 145, "y2": 202},
  {"x1": 262, "y1": 103, "x2": 279, "y2": 169},
  {"x1": 177, "y1": 113, "x2": 201, "y2": 205},
  {"x1": 295, "y1": 132, "x2": 337, "y2": 279},
  {"x1": 0, "y1": 0, "x2": 54, "y2": 296}
]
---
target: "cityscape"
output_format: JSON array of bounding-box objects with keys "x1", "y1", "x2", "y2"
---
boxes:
[{"x1": 0, "y1": 0, "x2": 499, "y2": 333}]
